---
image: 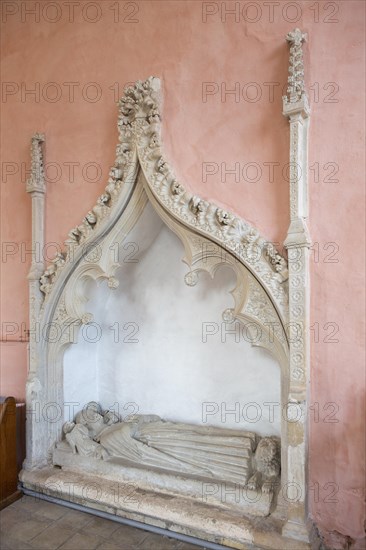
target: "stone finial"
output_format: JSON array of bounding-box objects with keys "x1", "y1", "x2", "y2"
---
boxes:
[
  {"x1": 26, "y1": 133, "x2": 46, "y2": 194},
  {"x1": 283, "y1": 28, "x2": 308, "y2": 108},
  {"x1": 286, "y1": 28, "x2": 306, "y2": 46}
]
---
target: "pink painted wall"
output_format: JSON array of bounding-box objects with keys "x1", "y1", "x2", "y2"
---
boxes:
[{"x1": 1, "y1": 1, "x2": 364, "y2": 546}]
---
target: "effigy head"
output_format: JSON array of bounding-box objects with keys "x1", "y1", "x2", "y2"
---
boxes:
[{"x1": 63, "y1": 421, "x2": 75, "y2": 434}]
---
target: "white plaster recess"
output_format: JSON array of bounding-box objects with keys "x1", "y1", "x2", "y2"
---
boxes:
[
  {"x1": 63, "y1": 208, "x2": 282, "y2": 437},
  {"x1": 23, "y1": 27, "x2": 312, "y2": 548}
]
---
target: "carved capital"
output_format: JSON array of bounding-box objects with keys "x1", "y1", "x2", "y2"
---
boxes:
[{"x1": 284, "y1": 219, "x2": 311, "y2": 249}]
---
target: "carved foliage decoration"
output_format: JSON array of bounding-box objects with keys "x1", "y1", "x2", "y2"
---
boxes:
[{"x1": 38, "y1": 78, "x2": 289, "y2": 328}]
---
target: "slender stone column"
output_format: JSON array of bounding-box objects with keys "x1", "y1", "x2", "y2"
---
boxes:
[
  {"x1": 24, "y1": 133, "x2": 47, "y2": 469},
  {"x1": 282, "y1": 29, "x2": 311, "y2": 541}
]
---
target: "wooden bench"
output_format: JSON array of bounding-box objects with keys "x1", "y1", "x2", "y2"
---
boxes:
[{"x1": 0, "y1": 396, "x2": 25, "y2": 509}]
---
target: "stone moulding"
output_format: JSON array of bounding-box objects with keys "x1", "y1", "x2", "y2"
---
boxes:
[{"x1": 23, "y1": 28, "x2": 311, "y2": 548}]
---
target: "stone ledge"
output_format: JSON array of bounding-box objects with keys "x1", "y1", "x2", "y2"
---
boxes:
[{"x1": 20, "y1": 468, "x2": 310, "y2": 550}]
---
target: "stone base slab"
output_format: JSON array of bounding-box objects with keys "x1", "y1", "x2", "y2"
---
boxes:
[{"x1": 20, "y1": 467, "x2": 310, "y2": 550}]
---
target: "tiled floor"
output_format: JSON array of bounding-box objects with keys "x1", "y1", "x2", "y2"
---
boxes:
[{"x1": 0, "y1": 496, "x2": 203, "y2": 550}]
